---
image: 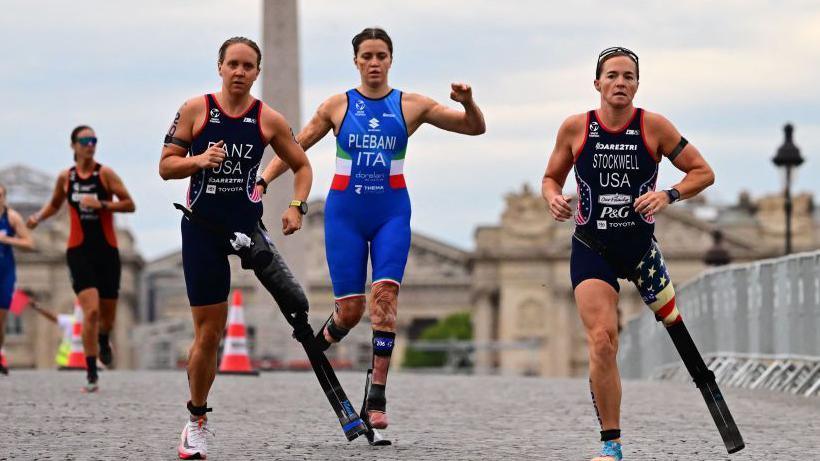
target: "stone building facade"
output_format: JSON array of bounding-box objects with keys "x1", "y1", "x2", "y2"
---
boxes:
[{"x1": 1, "y1": 165, "x2": 143, "y2": 369}]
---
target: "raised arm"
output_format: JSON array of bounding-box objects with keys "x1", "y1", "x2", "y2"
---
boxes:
[
  {"x1": 159, "y1": 97, "x2": 226, "y2": 180},
  {"x1": 634, "y1": 112, "x2": 715, "y2": 215},
  {"x1": 404, "y1": 83, "x2": 486, "y2": 136},
  {"x1": 258, "y1": 94, "x2": 342, "y2": 185},
  {"x1": 26, "y1": 170, "x2": 68, "y2": 229},
  {"x1": 1, "y1": 209, "x2": 35, "y2": 250},
  {"x1": 542, "y1": 114, "x2": 585, "y2": 222},
  {"x1": 260, "y1": 105, "x2": 313, "y2": 235}
]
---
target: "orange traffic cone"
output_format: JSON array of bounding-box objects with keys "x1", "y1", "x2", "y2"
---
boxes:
[
  {"x1": 60, "y1": 301, "x2": 86, "y2": 371},
  {"x1": 218, "y1": 290, "x2": 259, "y2": 375}
]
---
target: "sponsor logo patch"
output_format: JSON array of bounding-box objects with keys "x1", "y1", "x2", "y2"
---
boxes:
[
  {"x1": 598, "y1": 194, "x2": 632, "y2": 206},
  {"x1": 597, "y1": 220, "x2": 607, "y2": 230}
]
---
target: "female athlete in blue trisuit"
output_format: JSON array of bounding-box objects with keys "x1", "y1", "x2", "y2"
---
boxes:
[
  {"x1": 159, "y1": 37, "x2": 312, "y2": 460},
  {"x1": 265, "y1": 27, "x2": 485, "y2": 431},
  {"x1": 0, "y1": 183, "x2": 35, "y2": 375},
  {"x1": 542, "y1": 48, "x2": 716, "y2": 460}
]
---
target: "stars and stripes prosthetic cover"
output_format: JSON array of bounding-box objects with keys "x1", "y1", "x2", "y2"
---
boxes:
[{"x1": 633, "y1": 241, "x2": 681, "y2": 325}]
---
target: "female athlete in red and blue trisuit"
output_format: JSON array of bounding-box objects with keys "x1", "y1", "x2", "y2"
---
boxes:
[
  {"x1": 28, "y1": 126, "x2": 135, "y2": 392},
  {"x1": 542, "y1": 47, "x2": 743, "y2": 460},
  {"x1": 264, "y1": 27, "x2": 486, "y2": 437}
]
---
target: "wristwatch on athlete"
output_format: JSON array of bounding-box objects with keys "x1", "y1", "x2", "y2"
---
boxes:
[
  {"x1": 664, "y1": 188, "x2": 681, "y2": 204},
  {"x1": 255, "y1": 177, "x2": 268, "y2": 194},
  {"x1": 290, "y1": 200, "x2": 308, "y2": 215}
]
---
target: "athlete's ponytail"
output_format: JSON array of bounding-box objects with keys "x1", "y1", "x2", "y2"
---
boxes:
[{"x1": 352, "y1": 27, "x2": 393, "y2": 56}]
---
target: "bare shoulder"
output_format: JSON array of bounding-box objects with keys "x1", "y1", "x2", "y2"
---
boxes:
[
  {"x1": 642, "y1": 110, "x2": 677, "y2": 135},
  {"x1": 181, "y1": 95, "x2": 206, "y2": 117},
  {"x1": 7, "y1": 207, "x2": 23, "y2": 224},
  {"x1": 259, "y1": 102, "x2": 288, "y2": 128},
  {"x1": 401, "y1": 91, "x2": 435, "y2": 109},
  {"x1": 559, "y1": 112, "x2": 588, "y2": 137},
  {"x1": 99, "y1": 165, "x2": 122, "y2": 181}
]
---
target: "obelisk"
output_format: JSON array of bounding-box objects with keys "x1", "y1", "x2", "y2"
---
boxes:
[
  {"x1": 254, "y1": 0, "x2": 308, "y2": 360},
  {"x1": 260, "y1": 0, "x2": 305, "y2": 281}
]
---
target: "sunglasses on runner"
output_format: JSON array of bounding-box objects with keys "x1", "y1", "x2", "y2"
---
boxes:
[
  {"x1": 77, "y1": 136, "x2": 98, "y2": 146},
  {"x1": 596, "y1": 46, "x2": 639, "y2": 80}
]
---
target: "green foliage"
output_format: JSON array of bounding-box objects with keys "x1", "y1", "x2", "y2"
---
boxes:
[{"x1": 403, "y1": 312, "x2": 472, "y2": 368}]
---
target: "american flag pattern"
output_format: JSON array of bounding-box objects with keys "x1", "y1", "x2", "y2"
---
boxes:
[
  {"x1": 575, "y1": 171, "x2": 592, "y2": 225},
  {"x1": 633, "y1": 241, "x2": 681, "y2": 325}
]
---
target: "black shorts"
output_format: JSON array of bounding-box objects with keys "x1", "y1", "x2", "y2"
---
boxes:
[
  {"x1": 66, "y1": 245, "x2": 121, "y2": 299},
  {"x1": 181, "y1": 217, "x2": 238, "y2": 306}
]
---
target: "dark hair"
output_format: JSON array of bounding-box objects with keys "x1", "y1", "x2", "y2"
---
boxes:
[
  {"x1": 71, "y1": 125, "x2": 92, "y2": 143},
  {"x1": 352, "y1": 27, "x2": 393, "y2": 56},
  {"x1": 596, "y1": 47, "x2": 639, "y2": 80},
  {"x1": 218, "y1": 37, "x2": 262, "y2": 69}
]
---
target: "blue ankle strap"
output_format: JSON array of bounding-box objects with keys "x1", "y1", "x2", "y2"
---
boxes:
[{"x1": 600, "y1": 441, "x2": 623, "y2": 460}]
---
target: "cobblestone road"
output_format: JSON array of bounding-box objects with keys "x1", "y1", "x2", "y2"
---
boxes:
[{"x1": 1, "y1": 370, "x2": 818, "y2": 460}]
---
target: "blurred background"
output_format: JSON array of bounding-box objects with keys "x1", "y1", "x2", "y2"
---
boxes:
[{"x1": 1, "y1": 1, "x2": 818, "y2": 385}]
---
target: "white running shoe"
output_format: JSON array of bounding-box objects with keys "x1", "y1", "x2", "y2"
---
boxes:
[{"x1": 178, "y1": 417, "x2": 213, "y2": 460}]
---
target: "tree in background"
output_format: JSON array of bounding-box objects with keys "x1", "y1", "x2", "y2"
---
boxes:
[{"x1": 403, "y1": 312, "x2": 472, "y2": 368}]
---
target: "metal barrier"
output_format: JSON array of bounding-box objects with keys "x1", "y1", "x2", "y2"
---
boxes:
[{"x1": 619, "y1": 251, "x2": 820, "y2": 397}]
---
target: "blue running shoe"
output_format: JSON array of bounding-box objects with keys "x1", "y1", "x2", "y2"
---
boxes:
[{"x1": 598, "y1": 440, "x2": 622, "y2": 460}]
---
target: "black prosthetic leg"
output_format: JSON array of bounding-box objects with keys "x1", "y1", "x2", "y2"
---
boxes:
[
  {"x1": 173, "y1": 204, "x2": 367, "y2": 441},
  {"x1": 665, "y1": 321, "x2": 745, "y2": 454}
]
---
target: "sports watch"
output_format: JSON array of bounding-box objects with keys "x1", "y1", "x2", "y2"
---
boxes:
[
  {"x1": 255, "y1": 177, "x2": 268, "y2": 194},
  {"x1": 664, "y1": 188, "x2": 681, "y2": 204},
  {"x1": 290, "y1": 200, "x2": 308, "y2": 215}
]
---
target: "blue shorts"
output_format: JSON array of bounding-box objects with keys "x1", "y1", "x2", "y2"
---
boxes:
[
  {"x1": 570, "y1": 233, "x2": 653, "y2": 293},
  {"x1": 181, "y1": 217, "x2": 245, "y2": 306},
  {"x1": 324, "y1": 189, "x2": 411, "y2": 299},
  {"x1": 0, "y1": 266, "x2": 14, "y2": 310}
]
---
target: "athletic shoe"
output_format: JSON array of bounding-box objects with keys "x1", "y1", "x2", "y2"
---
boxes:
[
  {"x1": 178, "y1": 417, "x2": 213, "y2": 459},
  {"x1": 99, "y1": 339, "x2": 113, "y2": 367},
  {"x1": 592, "y1": 441, "x2": 623, "y2": 461},
  {"x1": 81, "y1": 382, "x2": 99, "y2": 393}
]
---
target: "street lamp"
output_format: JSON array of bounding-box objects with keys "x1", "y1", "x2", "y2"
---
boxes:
[{"x1": 771, "y1": 123, "x2": 804, "y2": 255}]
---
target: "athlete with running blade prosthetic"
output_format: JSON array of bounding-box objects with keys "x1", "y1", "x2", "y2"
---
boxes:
[
  {"x1": 542, "y1": 47, "x2": 742, "y2": 460},
  {"x1": 28, "y1": 126, "x2": 135, "y2": 392},
  {"x1": 263, "y1": 27, "x2": 485, "y2": 440},
  {"x1": 159, "y1": 36, "x2": 318, "y2": 459}
]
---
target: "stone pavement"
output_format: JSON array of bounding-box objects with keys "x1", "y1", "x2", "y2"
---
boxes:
[{"x1": 1, "y1": 370, "x2": 818, "y2": 460}]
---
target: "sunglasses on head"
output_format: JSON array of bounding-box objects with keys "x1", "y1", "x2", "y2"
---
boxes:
[
  {"x1": 77, "y1": 136, "x2": 98, "y2": 146},
  {"x1": 596, "y1": 46, "x2": 639, "y2": 79}
]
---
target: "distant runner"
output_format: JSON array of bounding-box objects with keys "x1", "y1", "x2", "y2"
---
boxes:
[
  {"x1": 27, "y1": 126, "x2": 135, "y2": 391},
  {"x1": 0, "y1": 183, "x2": 35, "y2": 375}
]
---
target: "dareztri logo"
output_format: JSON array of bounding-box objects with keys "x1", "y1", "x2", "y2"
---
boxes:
[
  {"x1": 599, "y1": 206, "x2": 629, "y2": 219},
  {"x1": 595, "y1": 142, "x2": 637, "y2": 151},
  {"x1": 597, "y1": 220, "x2": 607, "y2": 230},
  {"x1": 368, "y1": 117, "x2": 380, "y2": 129},
  {"x1": 243, "y1": 117, "x2": 257, "y2": 124},
  {"x1": 626, "y1": 129, "x2": 640, "y2": 135},
  {"x1": 589, "y1": 121, "x2": 600, "y2": 138},
  {"x1": 598, "y1": 194, "x2": 632, "y2": 206},
  {"x1": 209, "y1": 108, "x2": 221, "y2": 123},
  {"x1": 355, "y1": 99, "x2": 366, "y2": 116}
]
